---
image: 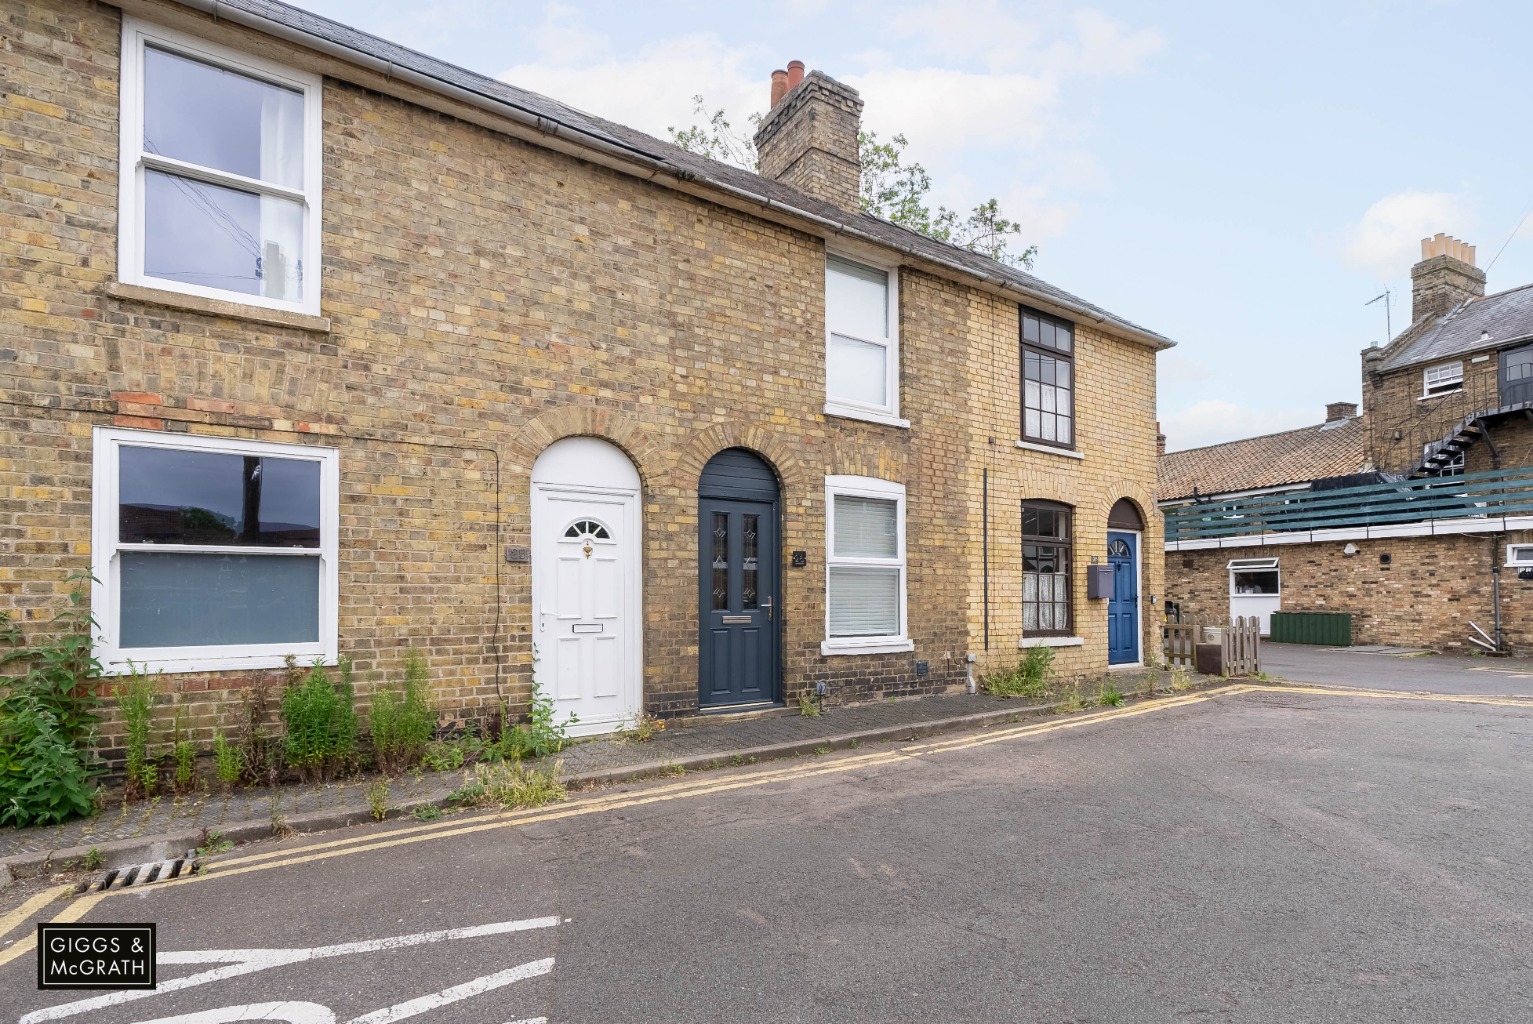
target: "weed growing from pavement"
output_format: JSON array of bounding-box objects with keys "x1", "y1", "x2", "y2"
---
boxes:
[
  {"x1": 624, "y1": 712, "x2": 665, "y2": 742},
  {"x1": 659, "y1": 762, "x2": 686, "y2": 776},
  {"x1": 1098, "y1": 683, "x2": 1125, "y2": 707},
  {"x1": 729, "y1": 754, "x2": 747, "y2": 766},
  {"x1": 814, "y1": 745, "x2": 831, "y2": 755},
  {"x1": 982, "y1": 646, "x2": 1054, "y2": 698},
  {"x1": 212, "y1": 732, "x2": 243, "y2": 791},
  {"x1": 195, "y1": 828, "x2": 234, "y2": 857},
  {"x1": 848, "y1": 738, "x2": 860, "y2": 749},
  {"x1": 82, "y1": 846, "x2": 104, "y2": 870},
  {"x1": 370, "y1": 648, "x2": 438, "y2": 774},
  {"x1": 1055, "y1": 687, "x2": 1087, "y2": 714},
  {"x1": 448, "y1": 761, "x2": 565, "y2": 810},
  {"x1": 1170, "y1": 666, "x2": 1192, "y2": 692},
  {"x1": 411, "y1": 804, "x2": 442, "y2": 822},
  {"x1": 368, "y1": 777, "x2": 391, "y2": 821},
  {"x1": 797, "y1": 689, "x2": 822, "y2": 717}
]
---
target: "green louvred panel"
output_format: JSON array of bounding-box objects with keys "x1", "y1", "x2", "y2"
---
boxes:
[{"x1": 1269, "y1": 612, "x2": 1351, "y2": 646}]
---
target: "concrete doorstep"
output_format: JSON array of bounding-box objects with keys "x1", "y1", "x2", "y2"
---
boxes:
[{"x1": 0, "y1": 672, "x2": 1192, "y2": 889}]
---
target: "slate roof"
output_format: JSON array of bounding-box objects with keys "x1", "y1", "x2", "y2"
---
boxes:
[
  {"x1": 1380, "y1": 282, "x2": 1533, "y2": 371},
  {"x1": 199, "y1": 0, "x2": 1173, "y2": 350},
  {"x1": 1157, "y1": 416, "x2": 1369, "y2": 502}
]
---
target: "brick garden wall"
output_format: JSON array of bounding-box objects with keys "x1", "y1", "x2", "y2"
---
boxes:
[{"x1": 1167, "y1": 531, "x2": 1533, "y2": 655}]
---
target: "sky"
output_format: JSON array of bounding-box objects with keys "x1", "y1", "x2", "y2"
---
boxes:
[{"x1": 291, "y1": 0, "x2": 1533, "y2": 451}]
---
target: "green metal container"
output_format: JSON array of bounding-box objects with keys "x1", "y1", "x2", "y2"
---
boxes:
[{"x1": 1269, "y1": 612, "x2": 1352, "y2": 646}]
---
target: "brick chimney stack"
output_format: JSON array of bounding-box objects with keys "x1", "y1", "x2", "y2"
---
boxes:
[
  {"x1": 1155, "y1": 422, "x2": 1167, "y2": 456},
  {"x1": 1411, "y1": 233, "x2": 1485, "y2": 324},
  {"x1": 1325, "y1": 401, "x2": 1357, "y2": 423},
  {"x1": 753, "y1": 61, "x2": 863, "y2": 212}
]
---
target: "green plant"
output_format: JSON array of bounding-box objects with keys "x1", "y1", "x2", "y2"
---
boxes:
[
  {"x1": 370, "y1": 649, "x2": 438, "y2": 773},
  {"x1": 194, "y1": 827, "x2": 234, "y2": 857},
  {"x1": 797, "y1": 689, "x2": 821, "y2": 717},
  {"x1": 212, "y1": 731, "x2": 243, "y2": 789},
  {"x1": 624, "y1": 712, "x2": 665, "y2": 742},
  {"x1": 281, "y1": 658, "x2": 358, "y2": 782},
  {"x1": 448, "y1": 761, "x2": 565, "y2": 810},
  {"x1": 421, "y1": 739, "x2": 468, "y2": 773},
  {"x1": 1098, "y1": 683, "x2": 1125, "y2": 707},
  {"x1": 82, "y1": 846, "x2": 105, "y2": 870},
  {"x1": 173, "y1": 739, "x2": 196, "y2": 793},
  {"x1": 848, "y1": 738, "x2": 860, "y2": 749},
  {"x1": 0, "y1": 581, "x2": 105, "y2": 827},
  {"x1": 411, "y1": 803, "x2": 443, "y2": 822},
  {"x1": 368, "y1": 777, "x2": 391, "y2": 821},
  {"x1": 814, "y1": 745, "x2": 831, "y2": 755},
  {"x1": 1170, "y1": 666, "x2": 1192, "y2": 692},
  {"x1": 489, "y1": 682, "x2": 577, "y2": 762},
  {"x1": 981, "y1": 646, "x2": 1055, "y2": 699},
  {"x1": 1055, "y1": 686, "x2": 1086, "y2": 714},
  {"x1": 660, "y1": 762, "x2": 685, "y2": 777},
  {"x1": 116, "y1": 666, "x2": 159, "y2": 800}
]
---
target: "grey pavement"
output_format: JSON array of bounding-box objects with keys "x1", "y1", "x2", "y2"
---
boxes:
[
  {"x1": 2, "y1": 684, "x2": 1126, "y2": 862},
  {"x1": 1263, "y1": 641, "x2": 1533, "y2": 693},
  {"x1": 5, "y1": 682, "x2": 1533, "y2": 1022}
]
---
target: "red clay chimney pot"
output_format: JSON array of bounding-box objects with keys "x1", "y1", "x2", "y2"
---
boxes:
[
  {"x1": 787, "y1": 60, "x2": 805, "y2": 89},
  {"x1": 770, "y1": 69, "x2": 788, "y2": 108}
]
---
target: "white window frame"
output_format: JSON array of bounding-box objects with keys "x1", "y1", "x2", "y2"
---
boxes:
[
  {"x1": 117, "y1": 17, "x2": 324, "y2": 316},
  {"x1": 1507, "y1": 544, "x2": 1533, "y2": 567},
  {"x1": 822, "y1": 475, "x2": 912, "y2": 656},
  {"x1": 1422, "y1": 361, "x2": 1464, "y2": 397},
  {"x1": 91, "y1": 427, "x2": 340, "y2": 675},
  {"x1": 824, "y1": 252, "x2": 905, "y2": 427}
]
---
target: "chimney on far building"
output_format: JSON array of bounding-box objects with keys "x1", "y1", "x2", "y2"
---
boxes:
[
  {"x1": 754, "y1": 61, "x2": 863, "y2": 212},
  {"x1": 1156, "y1": 422, "x2": 1167, "y2": 455},
  {"x1": 1411, "y1": 233, "x2": 1485, "y2": 323},
  {"x1": 1326, "y1": 401, "x2": 1358, "y2": 423}
]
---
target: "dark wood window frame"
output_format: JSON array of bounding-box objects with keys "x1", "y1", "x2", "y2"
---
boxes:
[
  {"x1": 1020, "y1": 306, "x2": 1076, "y2": 450},
  {"x1": 1022, "y1": 500, "x2": 1073, "y2": 637}
]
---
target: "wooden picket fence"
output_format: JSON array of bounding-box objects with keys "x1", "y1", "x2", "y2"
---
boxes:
[{"x1": 1163, "y1": 616, "x2": 1261, "y2": 677}]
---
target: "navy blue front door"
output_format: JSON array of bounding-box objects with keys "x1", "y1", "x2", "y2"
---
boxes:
[{"x1": 1107, "y1": 532, "x2": 1139, "y2": 665}]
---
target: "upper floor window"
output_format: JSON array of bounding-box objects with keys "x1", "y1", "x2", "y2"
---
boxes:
[
  {"x1": 1021, "y1": 308, "x2": 1075, "y2": 448},
  {"x1": 91, "y1": 427, "x2": 339, "y2": 674},
  {"x1": 825, "y1": 255, "x2": 902, "y2": 424},
  {"x1": 1422, "y1": 360, "x2": 1463, "y2": 397},
  {"x1": 1022, "y1": 501, "x2": 1072, "y2": 636},
  {"x1": 119, "y1": 19, "x2": 323, "y2": 315}
]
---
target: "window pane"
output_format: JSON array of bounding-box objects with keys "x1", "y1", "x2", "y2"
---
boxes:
[
  {"x1": 119, "y1": 445, "x2": 321, "y2": 547},
  {"x1": 1058, "y1": 416, "x2": 1073, "y2": 445},
  {"x1": 826, "y1": 257, "x2": 888, "y2": 340},
  {"x1": 742, "y1": 514, "x2": 759, "y2": 609},
  {"x1": 1054, "y1": 325, "x2": 1073, "y2": 354},
  {"x1": 828, "y1": 565, "x2": 900, "y2": 637},
  {"x1": 144, "y1": 45, "x2": 304, "y2": 188},
  {"x1": 119, "y1": 552, "x2": 320, "y2": 648},
  {"x1": 1056, "y1": 362, "x2": 1071, "y2": 389},
  {"x1": 834, "y1": 495, "x2": 898, "y2": 558},
  {"x1": 1024, "y1": 409, "x2": 1040, "y2": 438},
  {"x1": 1041, "y1": 415, "x2": 1057, "y2": 442},
  {"x1": 1038, "y1": 321, "x2": 1055, "y2": 349},
  {"x1": 828, "y1": 333, "x2": 888, "y2": 406},
  {"x1": 144, "y1": 170, "x2": 304, "y2": 301},
  {"x1": 1041, "y1": 385, "x2": 1057, "y2": 413},
  {"x1": 711, "y1": 512, "x2": 728, "y2": 611},
  {"x1": 1022, "y1": 315, "x2": 1039, "y2": 343}
]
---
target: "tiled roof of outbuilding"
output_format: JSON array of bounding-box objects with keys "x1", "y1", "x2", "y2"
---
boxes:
[
  {"x1": 1380, "y1": 282, "x2": 1533, "y2": 371},
  {"x1": 1157, "y1": 416, "x2": 1369, "y2": 502},
  {"x1": 194, "y1": 0, "x2": 1173, "y2": 350}
]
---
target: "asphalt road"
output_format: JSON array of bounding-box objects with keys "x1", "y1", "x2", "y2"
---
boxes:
[
  {"x1": 5, "y1": 683, "x2": 1533, "y2": 1023},
  {"x1": 1263, "y1": 642, "x2": 1533, "y2": 693}
]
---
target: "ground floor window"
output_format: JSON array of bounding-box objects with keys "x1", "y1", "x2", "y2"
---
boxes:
[
  {"x1": 91, "y1": 427, "x2": 339, "y2": 673},
  {"x1": 823, "y1": 476, "x2": 911, "y2": 655},
  {"x1": 1022, "y1": 501, "x2": 1073, "y2": 635}
]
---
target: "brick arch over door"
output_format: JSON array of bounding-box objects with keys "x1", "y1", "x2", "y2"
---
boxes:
[
  {"x1": 1095, "y1": 484, "x2": 1161, "y2": 537},
  {"x1": 672, "y1": 423, "x2": 808, "y2": 499},
  {"x1": 506, "y1": 406, "x2": 667, "y2": 491}
]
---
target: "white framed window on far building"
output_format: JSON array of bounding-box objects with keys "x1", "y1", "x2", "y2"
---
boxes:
[
  {"x1": 117, "y1": 18, "x2": 323, "y2": 315},
  {"x1": 822, "y1": 476, "x2": 912, "y2": 656},
  {"x1": 91, "y1": 427, "x2": 339, "y2": 675}
]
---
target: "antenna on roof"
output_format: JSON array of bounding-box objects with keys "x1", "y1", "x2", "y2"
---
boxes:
[{"x1": 1364, "y1": 287, "x2": 1391, "y2": 346}]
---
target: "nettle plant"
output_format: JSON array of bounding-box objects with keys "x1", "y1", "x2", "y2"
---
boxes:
[{"x1": 0, "y1": 577, "x2": 105, "y2": 827}]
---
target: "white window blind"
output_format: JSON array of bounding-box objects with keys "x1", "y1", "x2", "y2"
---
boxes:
[
  {"x1": 825, "y1": 480, "x2": 907, "y2": 647},
  {"x1": 1423, "y1": 361, "x2": 1463, "y2": 395},
  {"x1": 826, "y1": 256, "x2": 898, "y2": 416}
]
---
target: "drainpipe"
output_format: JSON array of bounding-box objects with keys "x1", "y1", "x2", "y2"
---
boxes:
[{"x1": 966, "y1": 653, "x2": 977, "y2": 694}]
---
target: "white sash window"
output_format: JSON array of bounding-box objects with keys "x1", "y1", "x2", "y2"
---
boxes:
[{"x1": 823, "y1": 476, "x2": 911, "y2": 655}]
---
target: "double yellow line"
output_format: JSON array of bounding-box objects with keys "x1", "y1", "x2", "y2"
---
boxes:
[{"x1": 2, "y1": 680, "x2": 1527, "y2": 969}]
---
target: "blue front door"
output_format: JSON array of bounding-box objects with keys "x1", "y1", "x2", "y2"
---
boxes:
[{"x1": 1107, "y1": 532, "x2": 1139, "y2": 665}]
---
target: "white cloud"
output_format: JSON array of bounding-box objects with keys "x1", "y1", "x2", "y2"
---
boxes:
[
  {"x1": 1157, "y1": 351, "x2": 1213, "y2": 387},
  {"x1": 1160, "y1": 399, "x2": 1318, "y2": 452},
  {"x1": 1338, "y1": 190, "x2": 1474, "y2": 280},
  {"x1": 886, "y1": 3, "x2": 1163, "y2": 77}
]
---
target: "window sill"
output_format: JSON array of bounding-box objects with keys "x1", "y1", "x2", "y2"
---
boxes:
[
  {"x1": 821, "y1": 638, "x2": 916, "y2": 657},
  {"x1": 824, "y1": 404, "x2": 911, "y2": 430},
  {"x1": 1019, "y1": 636, "x2": 1084, "y2": 649},
  {"x1": 105, "y1": 282, "x2": 332, "y2": 334},
  {"x1": 100, "y1": 651, "x2": 336, "y2": 676},
  {"x1": 1419, "y1": 389, "x2": 1463, "y2": 401},
  {"x1": 1016, "y1": 440, "x2": 1084, "y2": 460}
]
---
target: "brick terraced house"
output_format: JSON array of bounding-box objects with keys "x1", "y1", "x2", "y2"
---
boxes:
[
  {"x1": 2, "y1": 0, "x2": 1171, "y2": 751},
  {"x1": 1160, "y1": 234, "x2": 1533, "y2": 654}
]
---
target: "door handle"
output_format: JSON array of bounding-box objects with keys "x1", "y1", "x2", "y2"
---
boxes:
[
  {"x1": 539, "y1": 604, "x2": 548, "y2": 632},
  {"x1": 763, "y1": 596, "x2": 772, "y2": 621}
]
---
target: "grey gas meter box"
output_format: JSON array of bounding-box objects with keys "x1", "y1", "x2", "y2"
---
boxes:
[{"x1": 1087, "y1": 563, "x2": 1114, "y2": 599}]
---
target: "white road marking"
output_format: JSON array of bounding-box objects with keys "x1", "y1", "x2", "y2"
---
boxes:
[
  {"x1": 130, "y1": 1003, "x2": 336, "y2": 1024},
  {"x1": 21, "y1": 917, "x2": 560, "y2": 1024},
  {"x1": 346, "y1": 958, "x2": 553, "y2": 1024}
]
